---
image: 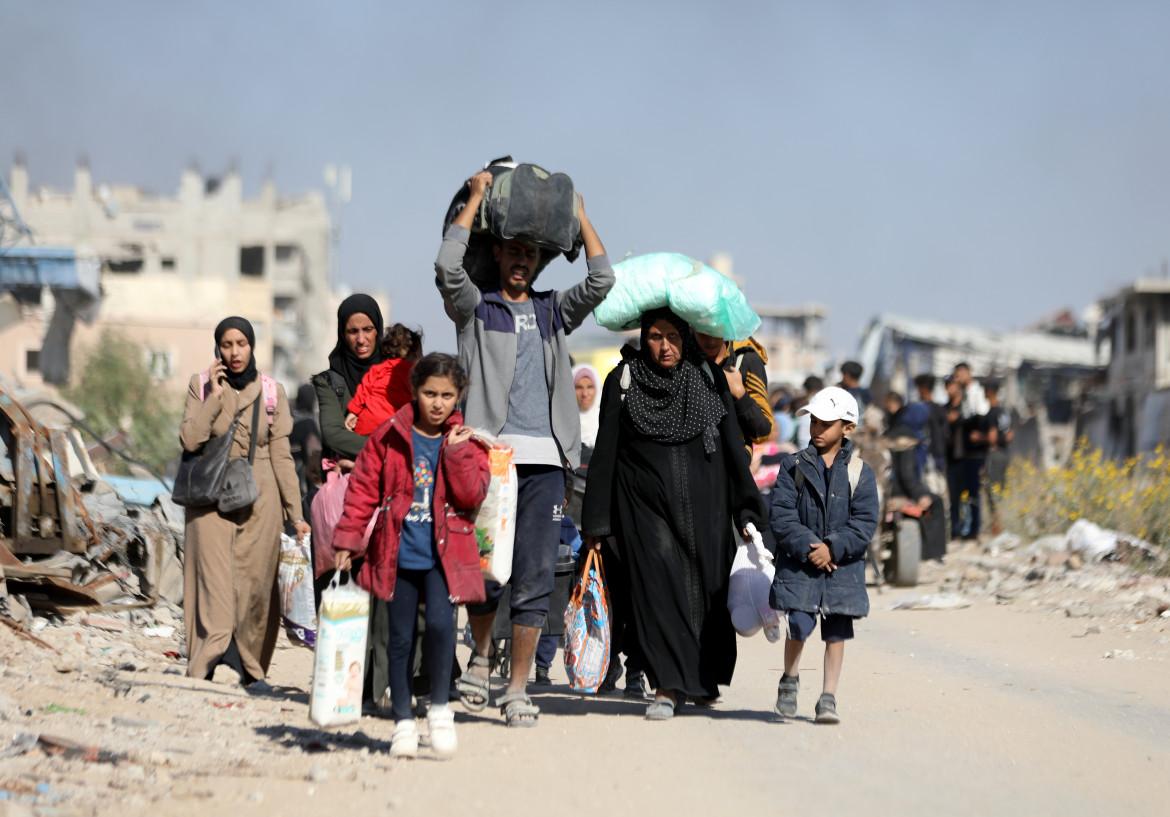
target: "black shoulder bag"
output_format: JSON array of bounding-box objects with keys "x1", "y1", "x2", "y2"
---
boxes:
[
  {"x1": 172, "y1": 405, "x2": 247, "y2": 508},
  {"x1": 217, "y1": 396, "x2": 262, "y2": 513}
]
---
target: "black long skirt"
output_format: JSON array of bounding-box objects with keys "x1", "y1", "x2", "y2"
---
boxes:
[{"x1": 612, "y1": 432, "x2": 737, "y2": 698}]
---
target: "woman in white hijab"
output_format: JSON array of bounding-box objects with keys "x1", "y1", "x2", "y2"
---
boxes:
[{"x1": 574, "y1": 364, "x2": 602, "y2": 456}]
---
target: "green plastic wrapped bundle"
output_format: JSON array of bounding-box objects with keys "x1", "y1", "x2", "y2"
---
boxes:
[{"x1": 593, "y1": 252, "x2": 761, "y2": 341}]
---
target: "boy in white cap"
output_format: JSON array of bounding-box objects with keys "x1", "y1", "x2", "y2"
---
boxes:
[{"x1": 767, "y1": 386, "x2": 879, "y2": 723}]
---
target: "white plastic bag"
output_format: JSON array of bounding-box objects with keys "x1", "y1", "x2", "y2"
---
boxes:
[
  {"x1": 728, "y1": 523, "x2": 784, "y2": 642},
  {"x1": 309, "y1": 572, "x2": 370, "y2": 727},
  {"x1": 279, "y1": 532, "x2": 317, "y2": 648},
  {"x1": 471, "y1": 434, "x2": 517, "y2": 585}
]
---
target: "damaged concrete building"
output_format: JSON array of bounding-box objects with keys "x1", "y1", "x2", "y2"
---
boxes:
[
  {"x1": 1085, "y1": 277, "x2": 1170, "y2": 457},
  {"x1": 857, "y1": 312, "x2": 1108, "y2": 466},
  {"x1": 752, "y1": 303, "x2": 831, "y2": 389},
  {"x1": 1, "y1": 157, "x2": 351, "y2": 395}
]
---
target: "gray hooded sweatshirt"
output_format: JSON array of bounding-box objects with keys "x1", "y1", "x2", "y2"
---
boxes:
[{"x1": 434, "y1": 224, "x2": 615, "y2": 469}]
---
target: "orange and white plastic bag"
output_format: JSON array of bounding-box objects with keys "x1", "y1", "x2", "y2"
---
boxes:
[{"x1": 471, "y1": 434, "x2": 517, "y2": 585}]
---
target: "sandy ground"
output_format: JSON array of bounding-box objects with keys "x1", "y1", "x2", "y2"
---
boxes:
[{"x1": 2, "y1": 578, "x2": 1169, "y2": 817}]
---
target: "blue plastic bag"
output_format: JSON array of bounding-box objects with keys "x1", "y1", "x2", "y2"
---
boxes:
[{"x1": 593, "y1": 252, "x2": 761, "y2": 341}]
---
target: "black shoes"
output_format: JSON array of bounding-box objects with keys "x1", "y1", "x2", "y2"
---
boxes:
[
  {"x1": 623, "y1": 671, "x2": 651, "y2": 700},
  {"x1": 596, "y1": 662, "x2": 623, "y2": 695}
]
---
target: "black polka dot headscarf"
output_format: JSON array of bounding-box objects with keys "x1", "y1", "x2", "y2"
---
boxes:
[{"x1": 623, "y1": 307, "x2": 726, "y2": 453}]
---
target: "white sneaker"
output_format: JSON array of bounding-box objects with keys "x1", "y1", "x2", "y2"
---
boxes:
[
  {"x1": 427, "y1": 707, "x2": 457, "y2": 759},
  {"x1": 390, "y1": 719, "x2": 418, "y2": 759}
]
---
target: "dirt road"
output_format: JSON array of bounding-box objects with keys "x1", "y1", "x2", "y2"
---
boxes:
[{"x1": 2, "y1": 588, "x2": 1167, "y2": 817}]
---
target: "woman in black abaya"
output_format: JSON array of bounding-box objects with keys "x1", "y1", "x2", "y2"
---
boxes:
[{"x1": 582, "y1": 307, "x2": 764, "y2": 720}]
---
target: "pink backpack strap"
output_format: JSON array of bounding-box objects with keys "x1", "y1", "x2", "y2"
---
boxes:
[
  {"x1": 261, "y1": 374, "x2": 277, "y2": 425},
  {"x1": 198, "y1": 370, "x2": 276, "y2": 425}
]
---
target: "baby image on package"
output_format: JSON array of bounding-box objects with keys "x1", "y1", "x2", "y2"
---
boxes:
[{"x1": 310, "y1": 573, "x2": 370, "y2": 727}]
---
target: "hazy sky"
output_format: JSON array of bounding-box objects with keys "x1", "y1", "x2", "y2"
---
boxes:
[{"x1": 5, "y1": 0, "x2": 1170, "y2": 366}]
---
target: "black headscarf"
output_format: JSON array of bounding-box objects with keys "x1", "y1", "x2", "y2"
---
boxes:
[
  {"x1": 327, "y1": 294, "x2": 385, "y2": 395},
  {"x1": 623, "y1": 307, "x2": 726, "y2": 454},
  {"x1": 214, "y1": 316, "x2": 259, "y2": 391}
]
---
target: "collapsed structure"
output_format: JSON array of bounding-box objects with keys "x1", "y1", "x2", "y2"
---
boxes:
[
  {"x1": 0, "y1": 382, "x2": 181, "y2": 627},
  {"x1": 1086, "y1": 277, "x2": 1170, "y2": 457},
  {"x1": 857, "y1": 312, "x2": 1107, "y2": 466}
]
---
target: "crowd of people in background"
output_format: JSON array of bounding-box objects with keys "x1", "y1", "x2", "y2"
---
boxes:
[{"x1": 761, "y1": 359, "x2": 1014, "y2": 551}]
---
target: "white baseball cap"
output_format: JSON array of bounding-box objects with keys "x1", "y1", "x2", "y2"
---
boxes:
[{"x1": 796, "y1": 386, "x2": 859, "y2": 424}]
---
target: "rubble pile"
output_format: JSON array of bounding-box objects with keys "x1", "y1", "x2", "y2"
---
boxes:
[
  {"x1": 0, "y1": 385, "x2": 366, "y2": 813},
  {"x1": 0, "y1": 384, "x2": 183, "y2": 633},
  {"x1": 0, "y1": 610, "x2": 363, "y2": 815},
  {"x1": 908, "y1": 525, "x2": 1170, "y2": 626}
]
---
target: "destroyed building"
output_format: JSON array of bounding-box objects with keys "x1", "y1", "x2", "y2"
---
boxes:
[
  {"x1": 857, "y1": 312, "x2": 1107, "y2": 466},
  {"x1": 1, "y1": 156, "x2": 363, "y2": 395},
  {"x1": 1085, "y1": 277, "x2": 1170, "y2": 457},
  {"x1": 0, "y1": 381, "x2": 181, "y2": 627}
]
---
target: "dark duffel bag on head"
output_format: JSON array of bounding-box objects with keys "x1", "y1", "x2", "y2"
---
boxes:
[{"x1": 442, "y1": 156, "x2": 584, "y2": 290}]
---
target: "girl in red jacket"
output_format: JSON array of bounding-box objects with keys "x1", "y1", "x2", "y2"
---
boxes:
[{"x1": 333, "y1": 352, "x2": 490, "y2": 759}]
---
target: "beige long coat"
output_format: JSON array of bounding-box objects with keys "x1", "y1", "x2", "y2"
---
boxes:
[{"x1": 180, "y1": 374, "x2": 302, "y2": 682}]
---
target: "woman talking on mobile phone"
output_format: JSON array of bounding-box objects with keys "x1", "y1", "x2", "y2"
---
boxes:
[{"x1": 179, "y1": 316, "x2": 310, "y2": 688}]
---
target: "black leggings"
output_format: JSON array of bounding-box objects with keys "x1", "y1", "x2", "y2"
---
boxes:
[{"x1": 387, "y1": 566, "x2": 454, "y2": 722}]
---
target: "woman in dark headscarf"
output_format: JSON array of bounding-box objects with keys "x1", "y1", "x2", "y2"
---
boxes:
[
  {"x1": 179, "y1": 317, "x2": 309, "y2": 686},
  {"x1": 582, "y1": 307, "x2": 765, "y2": 719},
  {"x1": 312, "y1": 294, "x2": 386, "y2": 468},
  {"x1": 310, "y1": 294, "x2": 397, "y2": 706}
]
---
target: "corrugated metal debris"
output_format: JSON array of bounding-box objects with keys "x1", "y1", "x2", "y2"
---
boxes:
[{"x1": 0, "y1": 383, "x2": 182, "y2": 624}]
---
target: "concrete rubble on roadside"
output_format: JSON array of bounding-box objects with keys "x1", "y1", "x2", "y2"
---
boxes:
[{"x1": 901, "y1": 522, "x2": 1170, "y2": 628}]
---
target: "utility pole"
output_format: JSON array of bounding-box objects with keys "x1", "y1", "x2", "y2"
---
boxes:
[{"x1": 323, "y1": 163, "x2": 351, "y2": 288}]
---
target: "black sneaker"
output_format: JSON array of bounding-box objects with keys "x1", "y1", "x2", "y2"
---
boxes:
[
  {"x1": 596, "y1": 662, "x2": 623, "y2": 695},
  {"x1": 774, "y1": 674, "x2": 799, "y2": 718},
  {"x1": 814, "y1": 693, "x2": 839, "y2": 724},
  {"x1": 534, "y1": 666, "x2": 552, "y2": 686},
  {"x1": 411, "y1": 694, "x2": 430, "y2": 719},
  {"x1": 245, "y1": 679, "x2": 275, "y2": 696},
  {"x1": 623, "y1": 671, "x2": 651, "y2": 700}
]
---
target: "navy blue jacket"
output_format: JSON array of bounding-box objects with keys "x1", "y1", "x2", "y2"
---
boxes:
[{"x1": 768, "y1": 439, "x2": 879, "y2": 618}]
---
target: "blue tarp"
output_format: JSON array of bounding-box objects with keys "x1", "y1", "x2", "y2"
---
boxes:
[
  {"x1": 100, "y1": 475, "x2": 173, "y2": 508},
  {"x1": 0, "y1": 245, "x2": 101, "y2": 299}
]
